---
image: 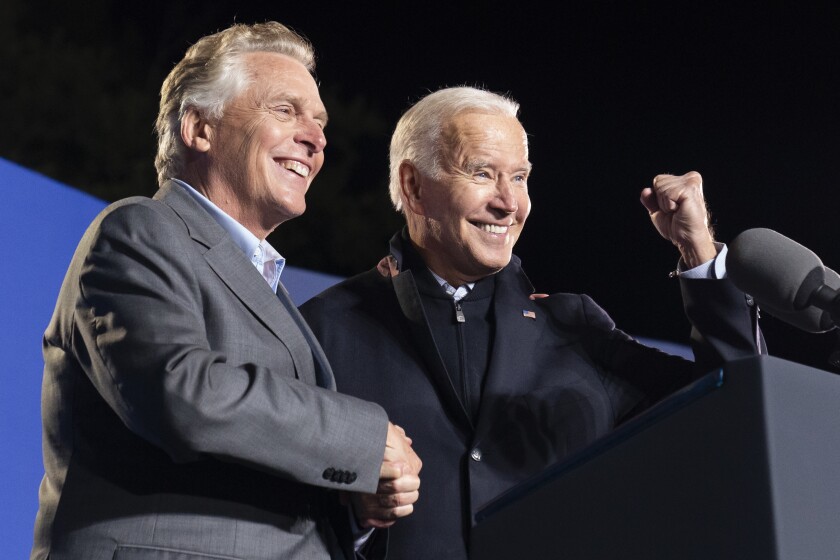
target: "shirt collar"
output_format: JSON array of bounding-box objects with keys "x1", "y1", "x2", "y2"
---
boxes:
[
  {"x1": 171, "y1": 178, "x2": 286, "y2": 282},
  {"x1": 428, "y1": 269, "x2": 475, "y2": 302}
]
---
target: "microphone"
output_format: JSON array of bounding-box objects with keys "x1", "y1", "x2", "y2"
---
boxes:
[{"x1": 727, "y1": 228, "x2": 838, "y2": 333}]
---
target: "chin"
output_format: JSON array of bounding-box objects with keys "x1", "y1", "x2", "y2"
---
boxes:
[
  {"x1": 470, "y1": 261, "x2": 509, "y2": 278},
  {"x1": 275, "y1": 195, "x2": 307, "y2": 217},
  {"x1": 480, "y1": 253, "x2": 513, "y2": 270}
]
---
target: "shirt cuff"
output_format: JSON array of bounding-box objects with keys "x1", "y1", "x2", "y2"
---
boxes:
[
  {"x1": 350, "y1": 505, "x2": 376, "y2": 551},
  {"x1": 677, "y1": 242, "x2": 728, "y2": 280}
]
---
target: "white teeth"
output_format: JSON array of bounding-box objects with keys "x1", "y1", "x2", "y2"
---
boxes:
[
  {"x1": 280, "y1": 160, "x2": 310, "y2": 177},
  {"x1": 479, "y1": 223, "x2": 508, "y2": 234}
]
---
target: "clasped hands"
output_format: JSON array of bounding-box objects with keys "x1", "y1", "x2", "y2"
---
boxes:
[{"x1": 351, "y1": 422, "x2": 422, "y2": 529}]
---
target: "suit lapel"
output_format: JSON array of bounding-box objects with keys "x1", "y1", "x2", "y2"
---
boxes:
[
  {"x1": 392, "y1": 271, "x2": 474, "y2": 431},
  {"x1": 155, "y1": 182, "x2": 318, "y2": 386},
  {"x1": 276, "y1": 282, "x2": 335, "y2": 389}
]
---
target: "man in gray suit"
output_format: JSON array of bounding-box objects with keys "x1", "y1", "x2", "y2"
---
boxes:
[{"x1": 32, "y1": 21, "x2": 420, "y2": 560}]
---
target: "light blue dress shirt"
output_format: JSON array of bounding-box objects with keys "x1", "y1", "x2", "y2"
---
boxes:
[{"x1": 172, "y1": 179, "x2": 285, "y2": 292}]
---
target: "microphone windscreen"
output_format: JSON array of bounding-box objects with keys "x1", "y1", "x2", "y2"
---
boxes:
[{"x1": 728, "y1": 228, "x2": 824, "y2": 313}]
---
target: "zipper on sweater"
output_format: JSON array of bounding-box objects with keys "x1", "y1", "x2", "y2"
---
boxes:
[
  {"x1": 454, "y1": 300, "x2": 466, "y2": 323},
  {"x1": 454, "y1": 301, "x2": 469, "y2": 412}
]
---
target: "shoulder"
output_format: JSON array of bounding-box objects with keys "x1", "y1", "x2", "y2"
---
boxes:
[
  {"x1": 305, "y1": 268, "x2": 389, "y2": 305},
  {"x1": 535, "y1": 292, "x2": 617, "y2": 332},
  {"x1": 89, "y1": 196, "x2": 182, "y2": 239},
  {"x1": 301, "y1": 268, "x2": 387, "y2": 312},
  {"x1": 76, "y1": 196, "x2": 195, "y2": 276},
  {"x1": 300, "y1": 268, "x2": 396, "y2": 332}
]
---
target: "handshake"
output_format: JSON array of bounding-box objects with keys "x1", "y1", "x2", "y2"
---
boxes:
[{"x1": 351, "y1": 422, "x2": 423, "y2": 529}]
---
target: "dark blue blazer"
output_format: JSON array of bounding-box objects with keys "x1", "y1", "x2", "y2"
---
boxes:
[{"x1": 300, "y1": 232, "x2": 761, "y2": 559}]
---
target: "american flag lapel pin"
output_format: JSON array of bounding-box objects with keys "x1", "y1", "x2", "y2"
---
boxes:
[{"x1": 522, "y1": 309, "x2": 536, "y2": 320}]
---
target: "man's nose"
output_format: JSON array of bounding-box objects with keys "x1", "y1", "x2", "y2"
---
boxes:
[
  {"x1": 296, "y1": 118, "x2": 327, "y2": 154},
  {"x1": 493, "y1": 178, "x2": 519, "y2": 213}
]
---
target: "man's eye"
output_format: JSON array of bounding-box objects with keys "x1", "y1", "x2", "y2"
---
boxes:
[{"x1": 475, "y1": 171, "x2": 490, "y2": 179}]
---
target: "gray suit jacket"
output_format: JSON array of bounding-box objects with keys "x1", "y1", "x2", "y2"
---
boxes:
[{"x1": 32, "y1": 181, "x2": 388, "y2": 560}]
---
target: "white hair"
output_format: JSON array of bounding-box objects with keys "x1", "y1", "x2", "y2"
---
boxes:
[
  {"x1": 388, "y1": 86, "x2": 521, "y2": 212},
  {"x1": 154, "y1": 22, "x2": 315, "y2": 185}
]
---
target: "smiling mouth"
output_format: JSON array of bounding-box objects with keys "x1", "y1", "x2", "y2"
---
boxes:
[
  {"x1": 471, "y1": 222, "x2": 510, "y2": 234},
  {"x1": 278, "y1": 159, "x2": 311, "y2": 178}
]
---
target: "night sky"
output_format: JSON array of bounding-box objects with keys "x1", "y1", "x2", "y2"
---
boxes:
[{"x1": 15, "y1": 2, "x2": 840, "y2": 369}]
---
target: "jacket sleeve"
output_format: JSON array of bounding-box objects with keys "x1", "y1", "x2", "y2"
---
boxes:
[
  {"x1": 539, "y1": 280, "x2": 761, "y2": 422},
  {"x1": 60, "y1": 200, "x2": 388, "y2": 493},
  {"x1": 680, "y1": 276, "x2": 764, "y2": 368}
]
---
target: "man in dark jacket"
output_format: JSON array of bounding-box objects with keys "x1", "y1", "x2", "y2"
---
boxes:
[{"x1": 300, "y1": 86, "x2": 760, "y2": 558}]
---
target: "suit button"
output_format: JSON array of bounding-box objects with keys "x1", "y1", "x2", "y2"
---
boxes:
[
  {"x1": 470, "y1": 448, "x2": 482, "y2": 462},
  {"x1": 322, "y1": 468, "x2": 335, "y2": 480}
]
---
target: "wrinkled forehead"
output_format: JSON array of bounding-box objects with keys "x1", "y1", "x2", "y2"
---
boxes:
[
  {"x1": 440, "y1": 111, "x2": 529, "y2": 163},
  {"x1": 240, "y1": 52, "x2": 326, "y2": 112}
]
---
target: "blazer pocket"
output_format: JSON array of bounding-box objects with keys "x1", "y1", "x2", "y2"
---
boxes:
[{"x1": 113, "y1": 544, "x2": 243, "y2": 560}]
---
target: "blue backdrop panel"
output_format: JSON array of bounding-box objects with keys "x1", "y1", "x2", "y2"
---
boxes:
[{"x1": 1, "y1": 158, "x2": 106, "y2": 559}]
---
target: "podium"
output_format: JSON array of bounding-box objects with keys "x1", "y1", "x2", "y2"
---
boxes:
[{"x1": 471, "y1": 356, "x2": 840, "y2": 559}]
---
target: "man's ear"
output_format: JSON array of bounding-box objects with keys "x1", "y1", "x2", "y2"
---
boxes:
[
  {"x1": 181, "y1": 107, "x2": 213, "y2": 153},
  {"x1": 399, "y1": 161, "x2": 426, "y2": 216}
]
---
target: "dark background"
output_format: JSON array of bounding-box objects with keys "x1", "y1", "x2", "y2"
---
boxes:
[{"x1": 4, "y1": 1, "x2": 840, "y2": 370}]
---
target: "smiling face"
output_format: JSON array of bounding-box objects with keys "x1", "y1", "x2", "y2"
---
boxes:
[
  {"x1": 196, "y1": 51, "x2": 327, "y2": 238},
  {"x1": 403, "y1": 111, "x2": 532, "y2": 286}
]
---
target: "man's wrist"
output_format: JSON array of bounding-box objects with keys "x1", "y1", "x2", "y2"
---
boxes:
[
  {"x1": 677, "y1": 242, "x2": 727, "y2": 279},
  {"x1": 349, "y1": 498, "x2": 376, "y2": 550}
]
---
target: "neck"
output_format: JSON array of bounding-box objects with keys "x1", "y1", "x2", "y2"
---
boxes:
[{"x1": 180, "y1": 173, "x2": 274, "y2": 240}]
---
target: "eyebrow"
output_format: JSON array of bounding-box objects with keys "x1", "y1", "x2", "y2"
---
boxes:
[
  {"x1": 463, "y1": 159, "x2": 490, "y2": 174},
  {"x1": 463, "y1": 159, "x2": 533, "y2": 174}
]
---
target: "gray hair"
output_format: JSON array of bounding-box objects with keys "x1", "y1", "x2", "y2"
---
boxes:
[
  {"x1": 154, "y1": 22, "x2": 315, "y2": 185},
  {"x1": 388, "y1": 86, "x2": 521, "y2": 212}
]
